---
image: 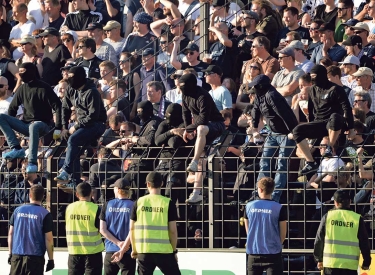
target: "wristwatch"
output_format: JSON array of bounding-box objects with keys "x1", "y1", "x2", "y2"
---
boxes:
[{"x1": 173, "y1": 249, "x2": 178, "y2": 254}]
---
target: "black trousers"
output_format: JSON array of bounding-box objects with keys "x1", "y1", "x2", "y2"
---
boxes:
[
  {"x1": 104, "y1": 252, "x2": 136, "y2": 275},
  {"x1": 323, "y1": 267, "x2": 358, "y2": 275},
  {"x1": 137, "y1": 253, "x2": 181, "y2": 275},
  {"x1": 247, "y1": 253, "x2": 283, "y2": 275},
  {"x1": 68, "y1": 252, "x2": 103, "y2": 275},
  {"x1": 10, "y1": 255, "x2": 44, "y2": 275}
]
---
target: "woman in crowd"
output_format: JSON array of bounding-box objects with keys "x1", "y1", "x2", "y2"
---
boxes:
[
  {"x1": 32, "y1": 29, "x2": 44, "y2": 57},
  {"x1": 61, "y1": 31, "x2": 78, "y2": 59},
  {"x1": 15, "y1": 35, "x2": 43, "y2": 77},
  {"x1": 120, "y1": 52, "x2": 140, "y2": 121}
]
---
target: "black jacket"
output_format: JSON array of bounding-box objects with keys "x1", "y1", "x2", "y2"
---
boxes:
[
  {"x1": 9, "y1": 79, "x2": 62, "y2": 128},
  {"x1": 313, "y1": 208, "x2": 371, "y2": 267},
  {"x1": 252, "y1": 86, "x2": 298, "y2": 134},
  {"x1": 62, "y1": 79, "x2": 107, "y2": 129},
  {"x1": 74, "y1": 56, "x2": 102, "y2": 80},
  {"x1": 182, "y1": 87, "x2": 224, "y2": 132}
]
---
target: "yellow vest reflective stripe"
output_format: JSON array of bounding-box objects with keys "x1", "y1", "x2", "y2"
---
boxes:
[
  {"x1": 134, "y1": 194, "x2": 173, "y2": 254},
  {"x1": 323, "y1": 209, "x2": 360, "y2": 270},
  {"x1": 66, "y1": 201, "x2": 104, "y2": 255}
]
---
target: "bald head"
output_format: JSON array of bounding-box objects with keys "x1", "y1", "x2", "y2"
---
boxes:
[{"x1": 0, "y1": 76, "x2": 8, "y2": 86}]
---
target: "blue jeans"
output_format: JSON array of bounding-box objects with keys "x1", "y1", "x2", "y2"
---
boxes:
[
  {"x1": 0, "y1": 114, "x2": 50, "y2": 164},
  {"x1": 62, "y1": 122, "x2": 106, "y2": 182},
  {"x1": 257, "y1": 133, "x2": 295, "y2": 202}
]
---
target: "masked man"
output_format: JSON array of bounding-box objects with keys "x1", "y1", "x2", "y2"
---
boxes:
[
  {"x1": 0, "y1": 62, "x2": 62, "y2": 173},
  {"x1": 251, "y1": 74, "x2": 298, "y2": 202}
]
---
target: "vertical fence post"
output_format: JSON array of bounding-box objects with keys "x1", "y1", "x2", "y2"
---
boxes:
[{"x1": 199, "y1": 1, "x2": 209, "y2": 57}]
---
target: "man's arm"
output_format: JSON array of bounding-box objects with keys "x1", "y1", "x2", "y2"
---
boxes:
[
  {"x1": 150, "y1": 18, "x2": 169, "y2": 38},
  {"x1": 182, "y1": 98, "x2": 192, "y2": 127},
  {"x1": 358, "y1": 216, "x2": 371, "y2": 268},
  {"x1": 313, "y1": 213, "x2": 327, "y2": 263},
  {"x1": 104, "y1": 0, "x2": 119, "y2": 17},
  {"x1": 129, "y1": 219, "x2": 136, "y2": 253},
  {"x1": 279, "y1": 220, "x2": 286, "y2": 244},
  {"x1": 160, "y1": 0, "x2": 181, "y2": 18},
  {"x1": 168, "y1": 220, "x2": 178, "y2": 251},
  {"x1": 267, "y1": 92, "x2": 298, "y2": 132},
  {"x1": 251, "y1": 97, "x2": 261, "y2": 129},
  {"x1": 336, "y1": 86, "x2": 354, "y2": 129},
  {"x1": 171, "y1": 38, "x2": 182, "y2": 70},
  {"x1": 45, "y1": 231, "x2": 54, "y2": 261},
  {"x1": 276, "y1": 80, "x2": 300, "y2": 97},
  {"x1": 100, "y1": 220, "x2": 123, "y2": 248},
  {"x1": 8, "y1": 225, "x2": 13, "y2": 254},
  {"x1": 125, "y1": 12, "x2": 134, "y2": 39},
  {"x1": 208, "y1": 27, "x2": 233, "y2": 47},
  {"x1": 7, "y1": 62, "x2": 21, "y2": 93}
]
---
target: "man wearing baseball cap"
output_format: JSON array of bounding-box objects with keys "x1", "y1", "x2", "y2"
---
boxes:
[
  {"x1": 348, "y1": 67, "x2": 375, "y2": 111},
  {"x1": 103, "y1": 21, "x2": 126, "y2": 59},
  {"x1": 314, "y1": 189, "x2": 371, "y2": 274},
  {"x1": 338, "y1": 55, "x2": 360, "y2": 89},
  {"x1": 342, "y1": 35, "x2": 375, "y2": 72},
  {"x1": 340, "y1": 18, "x2": 359, "y2": 41},
  {"x1": 311, "y1": 23, "x2": 346, "y2": 64},
  {"x1": 288, "y1": 41, "x2": 314, "y2": 73},
  {"x1": 232, "y1": 10, "x2": 261, "y2": 40},
  {"x1": 352, "y1": 22, "x2": 375, "y2": 59}
]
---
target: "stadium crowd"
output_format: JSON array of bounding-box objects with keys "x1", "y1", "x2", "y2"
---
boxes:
[{"x1": 2, "y1": 0, "x2": 375, "y2": 266}]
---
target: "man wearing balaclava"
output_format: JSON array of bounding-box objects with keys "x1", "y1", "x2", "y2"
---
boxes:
[
  {"x1": 179, "y1": 73, "x2": 225, "y2": 204},
  {"x1": 154, "y1": 103, "x2": 191, "y2": 217},
  {"x1": 55, "y1": 66, "x2": 107, "y2": 185},
  {"x1": 293, "y1": 64, "x2": 355, "y2": 175},
  {"x1": 0, "y1": 62, "x2": 62, "y2": 174},
  {"x1": 120, "y1": 100, "x2": 162, "y2": 198},
  {"x1": 250, "y1": 74, "x2": 298, "y2": 203}
]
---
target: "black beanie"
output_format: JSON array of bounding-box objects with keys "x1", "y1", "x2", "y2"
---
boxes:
[
  {"x1": 178, "y1": 73, "x2": 197, "y2": 96},
  {"x1": 165, "y1": 103, "x2": 183, "y2": 127}
]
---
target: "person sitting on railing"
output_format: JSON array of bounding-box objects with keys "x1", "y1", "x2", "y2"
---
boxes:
[
  {"x1": 352, "y1": 91, "x2": 375, "y2": 144},
  {"x1": 293, "y1": 64, "x2": 355, "y2": 176},
  {"x1": 55, "y1": 66, "x2": 107, "y2": 184}
]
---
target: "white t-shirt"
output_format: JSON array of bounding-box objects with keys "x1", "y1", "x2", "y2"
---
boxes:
[
  {"x1": 104, "y1": 37, "x2": 126, "y2": 59},
  {"x1": 10, "y1": 20, "x2": 36, "y2": 60},
  {"x1": 28, "y1": 0, "x2": 48, "y2": 29},
  {"x1": 210, "y1": 2, "x2": 241, "y2": 23},
  {"x1": 208, "y1": 86, "x2": 232, "y2": 111},
  {"x1": 178, "y1": 0, "x2": 200, "y2": 21},
  {"x1": 165, "y1": 88, "x2": 182, "y2": 104},
  {"x1": 0, "y1": 97, "x2": 23, "y2": 115}
]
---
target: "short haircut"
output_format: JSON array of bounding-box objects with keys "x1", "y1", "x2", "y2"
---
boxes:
[
  {"x1": 254, "y1": 36, "x2": 270, "y2": 52},
  {"x1": 109, "y1": 79, "x2": 127, "y2": 93},
  {"x1": 59, "y1": 79, "x2": 69, "y2": 85},
  {"x1": 78, "y1": 37, "x2": 96, "y2": 53},
  {"x1": 352, "y1": 107, "x2": 366, "y2": 123},
  {"x1": 338, "y1": 0, "x2": 354, "y2": 9},
  {"x1": 121, "y1": 121, "x2": 136, "y2": 132},
  {"x1": 29, "y1": 184, "x2": 44, "y2": 202},
  {"x1": 300, "y1": 74, "x2": 311, "y2": 83},
  {"x1": 183, "y1": 68, "x2": 198, "y2": 77},
  {"x1": 320, "y1": 57, "x2": 333, "y2": 68},
  {"x1": 284, "y1": 6, "x2": 299, "y2": 16},
  {"x1": 327, "y1": 65, "x2": 342, "y2": 78},
  {"x1": 354, "y1": 91, "x2": 372, "y2": 108},
  {"x1": 76, "y1": 182, "x2": 92, "y2": 197},
  {"x1": 146, "y1": 172, "x2": 163, "y2": 188},
  {"x1": 252, "y1": 0, "x2": 273, "y2": 15},
  {"x1": 17, "y1": 3, "x2": 28, "y2": 13},
  {"x1": 147, "y1": 81, "x2": 164, "y2": 92},
  {"x1": 286, "y1": 31, "x2": 301, "y2": 41},
  {"x1": 160, "y1": 31, "x2": 174, "y2": 42},
  {"x1": 221, "y1": 109, "x2": 233, "y2": 121},
  {"x1": 257, "y1": 177, "x2": 275, "y2": 195},
  {"x1": 45, "y1": 0, "x2": 60, "y2": 6},
  {"x1": 118, "y1": 186, "x2": 132, "y2": 197},
  {"x1": 108, "y1": 113, "x2": 125, "y2": 126},
  {"x1": 99, "y1": 60, "x2": 116, "y2": 71},
  {"x1": 312, "y1": 19, "x2": 325, "y2": 27},
  {"x1": 353, "y1": 119, "x2": 365, "y2": 133}
]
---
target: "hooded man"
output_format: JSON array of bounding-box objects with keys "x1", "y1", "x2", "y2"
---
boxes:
[
  {"x1": 179, "y1": 73, "x2": 225, "y2": 203},
  {"x1": 251, "y1": 74, "x2": 298, "y2": 202},
  {"x1": 55, "y1": 66, "x2": 107, "y2": 185},
  {"x1": 293, "y1": 65, "x2": 355, "y2": 175},
  {"x1": 0, "y1": 62, "x2": 62, "y2": 173}
]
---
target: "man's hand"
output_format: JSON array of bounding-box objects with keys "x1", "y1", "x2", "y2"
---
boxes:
[
  {"x1": 357, "y1": 147, "x2": 365, "y2": 158},
  {"x1": 61, "y1": 129, "x2": 70, "y2": 140},
  {"x1": 131, "y1": 251, "x2": 138, "y2": 259},
  {"x1": 317, "y1": 262, "x2": 323, "y2": 270},
  {"x1": 322, "y1": 39, "x2": 331, "y2": 52},
  {"x1": 53, "y1": 130, "x2": 61, "y2": 140},
  {"x1": 45, "y1": 260, "x2": 55, "y2": 272},
  {"x1": 131, "y1": 136, "x2": 139, "y2": 144},
  {"x1": 182, "y1": 130, "x2": 189, "y2": 143},
  {"x1": 69, "y1": 126, "x2": 76, "y2": 135},
  {"x1": 172, "y1": 35, "x2": 184, "y2": 44},
  {"x1": 60, "y1": 25, "x2": 69, "y2": 33},
  {"x1": 175, "y1": 253, "x2": 178, "y2": 262},
  {"x1": 252, "y1": 131, "x2": 260, "y2": 139},
  {"x1": 111, "y1": 250, "x2": 124, "y2": 263},
  {"x1": 171, "y1": 128, "x2": 185, "y2": 137},
  {"x1": 117, "y1": 241, "x2": 125, "y2": 249},
  {"x1": 8, "y1": 254, "x2": 11, "y2": 265}
]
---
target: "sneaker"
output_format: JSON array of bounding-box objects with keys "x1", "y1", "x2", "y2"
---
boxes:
[
  {"x1": 3, "y1": 148, "x2": 25, "y2": 159},
  {"x1": 26, "y1": 164, "x2": 38, "y2": 173},
  {"x1": 185, "y1": 192, "x2": 203, "y2": 204},
  {"x1": 322, "y1": 145, "x2": 333, "y2": 158},
  {"x1": 57, "y1": 181, "x2": 76, "y2": 194},
  {"x1": 186, "y1": 161, "x2": 198, "y2": 173},
  {"x1": 299, "y1": 161, "x2": 319, "y2": 176},
  {"x1": 54, "y1": 170, "x2": 70, "y2": 182}
]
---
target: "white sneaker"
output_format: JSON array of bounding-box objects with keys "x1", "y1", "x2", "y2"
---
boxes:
[
  {"x1": 186, "y1": 161, "x2": 198, "y2": 173},
  {"x1": 185, "y1": 192, "x2": 203, "y2": 204}
]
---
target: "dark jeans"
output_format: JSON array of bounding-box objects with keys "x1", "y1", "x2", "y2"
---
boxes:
[
  {"x1": 323, "y1": 268, "x2": 358, "y2": 275},
  {"x1": 104, "y1": 252, "x2": 136, "y2": 275},
  {"x1": 137, "y1": 253, "x2": 181, "y2": 275},
  {"x1": 68, "y1": 252, "x2": 103, "y2": 275},
  {"x1": 10, "y1": 255, "x2": 44, "y2": 275},
  {"x1": 63, "y1": 122, "x2": 106, "y2": 181},
  {"x1": 247, "y1": 253, "x2": 283, "y2": 275}
]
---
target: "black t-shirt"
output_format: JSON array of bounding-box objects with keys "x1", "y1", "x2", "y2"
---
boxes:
[
  {"x1": 130, "y1": 198, "x2": 177, "y2": 222},
  {"x1": 0, "y1": 20, "x2": 12, "y2": 47},
  {"x1": 9, "y1": 204, "x2": 53, "y2": 233},
  {"x1": 244, "y1": 200, "x2": 287, "y2": 221},
  {"x1": 41, "y1": 44, "x2": 72, "y2": 86},
  {"x1": 125, "y1": 0, "x2": 142, "y2": 15},
  {"x1": 209, "y1": 39, "x2": 238, "y2": 79},
  {"x1": 112, "y1": 96, "x2": 131, "y2": 120},
  {"x1": 48, "y1": 15, "x2": 65, "y2": 30},
  {"x1": 62, "y1": 9, "x2": 103, "y2": 31},
  {"x1": 314, "y1": 5, "x2": 338, "y2": 26},
  {"x1": 123, "y1": 32, "x2": 158, "y2": 55},
  {"x1": 101, "y1": 0, "x2": 122, "y2": 25}
]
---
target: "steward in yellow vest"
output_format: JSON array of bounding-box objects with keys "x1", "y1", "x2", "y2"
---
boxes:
[
  {"x1": 65, "y1": 182, "x2": 104, "y2": 275},
  {"x1": 130, "y1": 172, "x2": 181, "y2": 275},
  {"x1": 314, "y1": 189, "x2": 371, "y2": 275}
]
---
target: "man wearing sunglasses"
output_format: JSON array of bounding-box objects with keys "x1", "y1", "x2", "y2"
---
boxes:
[
  {"x1": 352, "y1": 22, "x2": 375, "y2": 59},
  {"x1": 103, "y1": 21, "x2": 126, "y2": 60},
  {"x1": 305, "y1": 19, "x2": 324, "y2": 57},
  {"x1": 334, "y1": 0, "x2": 354, "y2": 43},
  {"x1": 348, "y1": 67, "x2": 375, "y2": 112}
]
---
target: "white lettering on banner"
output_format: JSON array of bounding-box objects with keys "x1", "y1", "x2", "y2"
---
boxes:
[
  {"x1": 109, "y1": 207, "x2": 130, "y2": 213},
  {"x1": 250, "y1": 208, "x2": 272, "y2": 214},
  {"x1": 17, "y1": 213, "x2": 38, "y2": 219}
]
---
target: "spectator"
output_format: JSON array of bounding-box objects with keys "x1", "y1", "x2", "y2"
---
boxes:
[
  {"x1": 274, "y1": 7, "x2": 310, "y2": 50},
  {"x1": 151, "y1": 17, "x2": 189, "y2": 51},
  {"x1": 9, "y1": 3, "x2": 36, "y2": 60},
  {"x1": 103, "y1": 21, "x2": 125, "y2": 60},
  {"x1": 341, "y1": 18, "x2": 358, "y2": 41},
  {"x1": 231, "y1": 11, "x2": 262, "y2": 40},
  {"x1": 349, "y1": 67, "x2": 375, "y2": 110},
  {"x1": 98, "y1": 60, "x2": 116, "y2": 95},
  {"x1": 310, "y1": 23, "x2": 346, "y2": 65},
  {"x1": 32, "y1": 29, "x2": 45, "y2": 57},
  {"x1": 352, "y1": 22, "x2": 375, "y2": 59},
  {"x1": 305, "y1": 19, "x2": 324, "y2": 58},
  {"x1": 87, "y1": 22, "x2": 117, "y2": 64},
  {"x1": 319, "y1": 56, "x2": 333, "y2": 68},
  {"x1": 100, "y1": 114, "x2": 125, "y2": 146},
  {"x1": 55, "y1": 66, "x2": 107, "y2": 184},
  {"x1": 335, "y1": 0, "x2": 354, "y2": 43},
  {"x1": 368, "y1": 0, "x2": 375, "y2": 33},
  {"x1": 353, "y1": 91, "x2": 375, "y2": 128},
  {"x1": 45, "y1": 0, "x2": 64, "y2": 30},
  {"x1": 16, "y1": 35, "x2": 43, "y2": 77},
  {"x1": 61, "y1": 31, "x2": 78, "y2": 58},
  {"x1": 166, "y1": 69, "x2": 183, "y2": 104},
  {"x1": 101, "y1": 0, "x2": 121, "y2": 24},
  {"x1": 14, "y1": 160, "x2": 42, "y2": 205},
  {"x1": 60, "y1": 0, "x2": 102, "y2": 36},
  {"x1": 178, "y1": 0, "x2": 200, "y2": 21},
  {"x1": 272, "y1": 47, "x2": 305, "y2": 106},
  {"x1": 326, "y1": 65, "x2": 352, "y2": 96},
  {"x1": 289, "y1": 40, "x2": 314, "y2": 73},
  {"x1": 210, "y1": 0, "x2": 240, "y2": 24},
  {"x1": 53, "y1": 63, "x2": 74, "y2": 96},
  {"x1": 339, "y1": 55, "x2": 360, "y2": 89},
  {"x1": 342, "y1": 35, "x2": 375, "y2": 72},
  {"x1": 207, "y1": 21, "x2": 237, "y2": 79},
  {"x1": 157, "y1": 31, "x2": 184, "y2": 70},
  {"x1": 122, "y1": 0, "x2": 142, "y2": 38},
  {"x1": 40, "y1": 27, "x2": 72, "y2": 86},
  {"x1": 204, "y1": 65, "x2": 232, "y2": 114},
  {"x1": 286, "y1": 0, "x2": 311, "y2": 26},
  {"x1": 0, "y1": 63, "x2": 62, "y2": 173},
  {"x1": 74, "y1": 37, "x2": 102, "y2": 79},
  {"x1": 179, "y1": 74, "x2": 225, "y2": 201},
  {"x1": 89, "y1": 147, "x2": 122, "y2": 202},
  {"x1": 146, "y1": 81, "x2": 172, "y2": 119},
  {"x1": 0, "y1": 6, "x2": 11, "y2": 47},
  {"x1": 0, "y1": 77, "x2": 22, "y2": 115},
  {"x1": 57, "y1": 79, "x2": 69, "y2": 100},
  {"x1": 291, "y1": 76, "x2": 311, "y2": 124},
  {"x1": 292, "y1": 65, "x2": 355, "y2": 175},
  {"x1": 106, "y1": 79, "x2": 132, "y2": 120},
  {"x1": 243, "y1": 36, "x2": 280, "y2": 81},
  {"x1": 313, "y1": 0, "x2": 338, "y2": 26},
  {"x1": 120, "y1": 52, "x2": 141, "y2": 121}
]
